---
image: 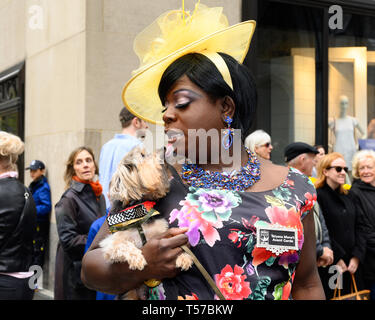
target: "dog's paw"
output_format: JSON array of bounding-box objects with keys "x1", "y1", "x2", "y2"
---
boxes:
[
  {"x1": 127, "y1": 249, "x2": 148, "y2": 270},
  {"x1": 100, "y1": 235, "x2": 144, "y2": 268},
  {"x1": 176, "y1": 252, "x2": 193, "y2": 271},
  {"x1": 100, "y1": 236, "x2": 123, "y2": 263}
]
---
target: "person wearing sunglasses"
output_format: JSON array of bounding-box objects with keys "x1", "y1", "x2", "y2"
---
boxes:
[
  {"x1": 314, "y1": 152, "x2": 367, "y2": 299},
  {"x1": 244, "y1": 129, "x2": 273, "y2": 160}
]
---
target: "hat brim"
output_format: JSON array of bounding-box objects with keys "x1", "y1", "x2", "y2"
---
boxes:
[{"x1": 122, "y1": 20, "x2": 256, "y2": 125}]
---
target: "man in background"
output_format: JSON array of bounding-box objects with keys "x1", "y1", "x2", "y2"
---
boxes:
[
  {"x1": 284, "y1": 142, "x2": 334, "y2": 268},
  {"x1": 26, "y1": 160, "x2": 51, "y2": 268},
  {"x1": 99, "y1": 107, "x2": 149, "y2": 209}
]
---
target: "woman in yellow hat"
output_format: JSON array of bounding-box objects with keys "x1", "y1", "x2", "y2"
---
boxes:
[{"x1": 81, "y1": 2, "x2": 324, "y2": 300}]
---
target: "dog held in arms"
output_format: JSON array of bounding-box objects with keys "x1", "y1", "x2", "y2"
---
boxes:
[{"x1": 99, "y1": 146, "x2": 193, "y2": 299}]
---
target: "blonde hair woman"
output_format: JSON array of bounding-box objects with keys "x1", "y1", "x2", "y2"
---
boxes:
[
  {"x1": 350, "y1": 149, "x2": 375, "y2": 300},
  {"x1": 0, "y1": 131, "x2": 37, "y2": 300},
  {"x1": 54, "y1": 146, "x2": 105, "y2": 300},
  {"x1": 315, "y1": 152, "x2": 367, "y2": 299},
  {"x1": 0, "y1": 131, "x2": 24, "y2": 172}
]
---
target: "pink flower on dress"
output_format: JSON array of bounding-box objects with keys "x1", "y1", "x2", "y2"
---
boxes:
[
  {"x1": 169, "y1": 188, "x2": 241, "y2": 247},
  {"x1": 169, "y1": 200, "x2": 222, "y2": 247}
]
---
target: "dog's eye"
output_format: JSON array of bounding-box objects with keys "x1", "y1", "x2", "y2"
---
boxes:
[{"x1": 125, "y1": 163, "x2": 135, "y2": 170}]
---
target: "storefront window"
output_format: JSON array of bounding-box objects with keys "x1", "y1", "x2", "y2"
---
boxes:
[
  {"x1": 0, "y1": 108, "x2": 20, "y2": 134},
  {"x1": 255, "y1": 1, "x2": 322, "y2": 164},
  {"x1": 0, "y1": 63, "x2": 25, "y2": 181},
  {"x1": 328, "y1": 13, "x2": 375, "y2": 171}
]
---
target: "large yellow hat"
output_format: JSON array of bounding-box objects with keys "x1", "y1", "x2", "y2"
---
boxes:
[{"x1": 122, "y1": 2, "x2": 256, "y2": 125}]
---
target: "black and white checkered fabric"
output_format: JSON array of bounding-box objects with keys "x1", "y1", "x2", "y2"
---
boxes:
[{"x1": 107, "y1": 204, "x2": 149, "y2": 227}]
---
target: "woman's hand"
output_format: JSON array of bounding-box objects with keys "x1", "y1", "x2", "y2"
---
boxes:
[
  {"x1": 347, "y1": 257, "x2": 359, "y2": 274},
  {"x1": 82, "y1": 222, "x2": 189, "y2": 295},
  {"x1": 336, "y1": 259, "x2": 348, "y2": 273},
  {"x1": 141, "y1": 227, "x2": 189, "y2": 280},
  {"x1": 317, "y1": 247, "x2": 334, "y2": 267}
]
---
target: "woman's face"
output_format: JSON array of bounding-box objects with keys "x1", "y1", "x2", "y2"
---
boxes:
[
  {"x1": 323, "y1": 157, "x2": 347, "y2": 187},
  {"x1": 30, "y1": 169, "x2": 44, "y2": 181},
  {"x1": 73, "y1": 150, "x2": 96, "y2": 181},
  {"x1": 254, "y1": 142, "x2": 273, "y2": 160},
  {"x1": 358, "y1": 157, "x2": 375, "y2": 186},
  {"x1": 162, "y1": 75, "x2": 226, "y2": 161},
  {"x1": 315, "y1": 147, "x2": 325, "y2": 164}
]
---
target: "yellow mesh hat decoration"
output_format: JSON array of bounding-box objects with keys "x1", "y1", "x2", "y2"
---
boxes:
[{"x1": 122, "y1": 1, "x2": 256, "y2": 125}]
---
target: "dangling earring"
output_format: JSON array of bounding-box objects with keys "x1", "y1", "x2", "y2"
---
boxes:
[{"x1": 222, "y1": 115, "x2": 233, "y2": 149}]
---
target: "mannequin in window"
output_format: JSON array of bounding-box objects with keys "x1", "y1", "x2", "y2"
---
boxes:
[{"x1": 329, "y1": 95, "x2": 364, "y2": 171}]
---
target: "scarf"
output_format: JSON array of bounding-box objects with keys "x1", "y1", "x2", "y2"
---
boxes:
[{"x1": 72, "y1": 175, "x2": 103, "y2": 198}]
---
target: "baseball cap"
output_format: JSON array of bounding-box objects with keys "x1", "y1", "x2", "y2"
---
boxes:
[
  {"x1": 284, "y1": 142, "x2": 319, "y2": 162},
  {"x1": 26, "y1": 160, "x2": 45, "y2": 170}
]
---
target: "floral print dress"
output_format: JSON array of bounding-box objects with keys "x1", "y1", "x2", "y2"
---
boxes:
[{"x1": 150, "y1": 167, "x2": 316, "y2": 300}]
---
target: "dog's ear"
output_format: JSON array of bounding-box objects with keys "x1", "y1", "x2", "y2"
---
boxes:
[
  {"x1": 109, "y1": 161, "x2": 145, "y2": 206},
  {"x1": 137, "y1": 153, "x2": 170, "y2": 199}
]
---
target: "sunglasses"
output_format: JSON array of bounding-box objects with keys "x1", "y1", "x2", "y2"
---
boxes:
[
  {"x1": 327, "y1": 166, "x2": 348, "y2": 173},
  {"x1": 261, "y1": 142, "x2": 271, "y2": 148}
]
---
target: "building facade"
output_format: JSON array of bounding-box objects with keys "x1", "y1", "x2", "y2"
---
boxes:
[
  {"x1": 0, "y1": 0, "x2": 242, "y2": 296},
  {"x1": 243, "y1": 0, "x2": 375, "y2": 163}
]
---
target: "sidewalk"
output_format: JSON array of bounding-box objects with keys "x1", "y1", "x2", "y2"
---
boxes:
[
  {"x1": 33, "y1": 288, "x2": 54, "y2": 300},
  {"x1": 32, "y1": 272, "x2": 54, "y2": 300}
]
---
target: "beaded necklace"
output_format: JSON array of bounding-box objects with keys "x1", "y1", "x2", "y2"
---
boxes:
[{"x1": 181, "y1": 149, "x2": 261, "y2": 191}]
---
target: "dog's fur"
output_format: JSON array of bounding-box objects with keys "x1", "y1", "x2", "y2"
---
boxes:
[{"x1": 99, "y1": 146, "x2": 193, "y2": 299}]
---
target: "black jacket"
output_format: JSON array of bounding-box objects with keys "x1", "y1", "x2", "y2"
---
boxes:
[
  {"x1": 316, "y1": 183, "x2": 367, "y2": 265},
  {"x1": 350, "y1": 179, "x2": 375, "y2": 280},
  {"x1": 54, "y1": 180, "x2": 105, "y2": 300},
  {"x1": 0, "y1": 177, "x2": 37, "y2": 272}
]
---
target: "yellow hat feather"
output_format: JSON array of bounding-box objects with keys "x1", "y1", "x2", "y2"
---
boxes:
[{"x1": 122, "y1": 2, "x2": 256, "y2": 125}]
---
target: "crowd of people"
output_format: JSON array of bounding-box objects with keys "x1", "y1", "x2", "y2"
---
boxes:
[
  {"x1": 282, "y1": 141, "x2": 375, "y2": 299},
  {"x1": 1, "y1": 1, "x2": 375, "y2": 302},
  {"x1": 1, "y1": 114, "x2": 375, "y2": 301}
]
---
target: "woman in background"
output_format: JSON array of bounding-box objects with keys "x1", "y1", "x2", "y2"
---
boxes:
[
  {"x1": 54, "y1": 146, "x2": 105, "y2": 300},
  {"x1": 0, "y1": 131, "x2": 37, "y2": 300},
  {"x1": 350, "y1": 150, "x2": 375, "y2": 300},
  {"x1": 311, "y1": 145, "x2": 325, "y2": 178},
  {"x1": 244, "y1": 129, "x2": 273, "y2": 160},
  {"x1": 314, "y1": 152, "x2": 366, "y2": 299}
]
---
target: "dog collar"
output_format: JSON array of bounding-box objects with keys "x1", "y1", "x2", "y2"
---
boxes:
[{"x1": 106, "y1": 201, "x2": 159, "y2": 233}]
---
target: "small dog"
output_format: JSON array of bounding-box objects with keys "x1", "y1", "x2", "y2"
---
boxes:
[{"x1": 99, "y1": 146, "x2": 193, "y2": 299}]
